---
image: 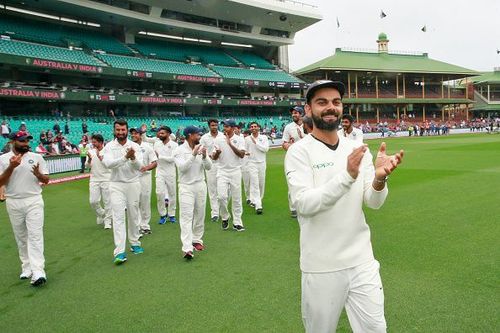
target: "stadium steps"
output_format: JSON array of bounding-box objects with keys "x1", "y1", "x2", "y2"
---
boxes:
[
  {"x1": 225, "y1": 49, "x2": 275, "y2": 69},
  {"x1": 211, "y1": 65, "x2": 303, "y2": 83}
]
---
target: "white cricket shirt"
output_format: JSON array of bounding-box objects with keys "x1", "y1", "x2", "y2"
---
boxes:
[
  {"x1": 282, "y1": 121, "x2": 305, "y2": 143},
  {"x1": 87, "y1": 148, "x2": 111, "y2": 182},
  {"x1": 101, "y1": 139, "x2": 143, "y2": 183},
  {"x1": 285, "y1": 134, "x2": 388, "y2": 273},
  {"x1": 138, "y1": 141, "x2": 157, "y2": 176},
  {"x1": 154, "y1": 139, "x2": 178, "y2": 177},
  {"x1": 245, "y1": 134, "x2": 270, "y2": 163},
  {"x1": 214, "y1": 134, "x2": 245, "y2": 173},
  {"x1": 0, "y1": 151, "x2": 48, "y2": 199},
  {"x1": 173, "y1": 141, "x2": 212, "y2": 185},
  {"x1": 339, "y1": 127, "x2": 364, "y2": 143}
]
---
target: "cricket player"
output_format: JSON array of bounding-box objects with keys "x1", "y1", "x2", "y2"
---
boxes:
[
  {"x1": 101, "y1": 120, "x2": 144, "y2": 264},
  {"x1": 282, "y1": 106, "x2": 305, "y2": 218},
  {"x1": 200, "y1": 119, "x2": 224, "y2": 222},
  {"x1": 130, "y1": 128, "x2": 157, "y2": 234},
  {"x1": 339, "y1": 114, "x2": 364, "y2": 143},
  {"x1": 173, "y1": 126, "x2": 212, "y2": 259},
  {"x1": 285, "y1": 80, "x2": 404, "y2": 333},
  {"x1": 241, "y1": 129, "x2": 251, "y2": 205},
  {"x1": 212, "y1": 119, "x2": 246, "y2": 231},
  {"x1": 153, "y1": 126, "x2": 178, "y2": 224},
  {"x1": 0, "y1": 131, "x2": 49, "y2": 286},
  {"x1": 245, "y1": 122, "x2": 269, "y2": 214},
  {"x1": 86, "y1": 134, "x2": 112, "y2": 229}
]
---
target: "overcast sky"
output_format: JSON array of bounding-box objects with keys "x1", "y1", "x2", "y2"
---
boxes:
[{"x1": 288, "y1": 0, "x2": 500, "y2": 73}]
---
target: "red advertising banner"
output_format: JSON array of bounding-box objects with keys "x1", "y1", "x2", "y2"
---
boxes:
[
  {"x1": 238, "y1": 100, "x2": 275, "y2": 106},
  {"x1": 173, "y1": 75, "x2": 223, "y2": 84},
  {"x1": 28, "y1": 58, "x2": 103, "y2": 73},
  {"x1": 138, "y1": 96, "x2": 185, "y2": 104},
  {"x1": 0, "y1": 88, "x2": 64, "y2": 100}
]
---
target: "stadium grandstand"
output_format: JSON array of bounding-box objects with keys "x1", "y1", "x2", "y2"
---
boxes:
[
  {"x1": 470, "y1": 68, "x2": 500, "y2": 117},
  {"x1": 0, "y1": 0, "x2": 321, "y2": 148},
  {"x1": 295, "y1": 33, "x2": 478, "y2": 127}
]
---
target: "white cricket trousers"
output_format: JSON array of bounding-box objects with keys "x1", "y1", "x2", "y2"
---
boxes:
[
  {"x1": 247, "y1": 161, "x2": 266, "y2": 209},
  {"x1": 205, "y1": 165, "x2": 219, "y2": 218},
  {"x1": 178, "y1": 182, "x2": 207, "y2": 252},
  {"x1": 301, "y1": 260, "x2": 386, "y2": 333},
  {"x1": 156, "y1": 173, "x2": 176, "y2": 217},
  {"x1": 241, "y1": 164, "x2": 250, "y2": 199},
  {"x1": 89, "y1": 181, "x2": 112, "y2": 228},
  {"x1": 6, "y1": 195, "x2": 45, "y2": 278},
  {"x1": 109, "y1": 182, "x2": 141, "y2": 256},
  {"x1": 139, "y1": 173, "x2": 152, "y2": 230},
  {"x1": 217, "y1": 169, "x2": 243, "y2": 226}
]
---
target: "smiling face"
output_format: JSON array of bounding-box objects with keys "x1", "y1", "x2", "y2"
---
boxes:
[
  {"x1": 114, "y1": 123, "x2": 128, "y2": 141},
  {"x1": 223, "y1": 124, "x2": 234, "y2": 137},
  {"x1": 305, "y1": 87, "x2": 343, "y2": 131},
  {"x1": 291, "y1": 110, "x2": 302, "y2": 123},
  {"x1": 342, "y1": 118, "x2": 353, "y2": 132}
]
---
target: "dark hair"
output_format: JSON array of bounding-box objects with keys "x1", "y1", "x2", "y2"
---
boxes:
[
  {"x1": 243, "y1": 130, "x2": 251, "y2": 135},
  {"x1": 114, "y1": 119, "x2": 128, "y2": 129},
  {"x1": 302, "y1": 116, "x2": 313, "y2": 134},
  {"x1": 342, "y1": 114, "x2": 355, "y2": 123},
  {"x1": 249, "y1": 121, "x2": 260, "y2": 128},
  {"x1": 158, "y1": 126, "x2": 172, "y2": 134},
  {"x1": 91, "y1": 134, "x2": 104, "y2": 143},
  {"x1": 207, "y1": 119, "x2": 218, "y2": 126}
]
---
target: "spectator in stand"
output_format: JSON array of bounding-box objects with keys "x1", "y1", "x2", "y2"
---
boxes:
[
  {"x1": 49, "y1": 141, "x2": 59, "y2": 155},
  {"x1": 64, "y1": 122, "x2": 70, "y2": 135},
  {"x1": 82, "y1": 121, "x2": 88, "y2": 134},
  {"x1": 78, "y1": 141, "x2": 89, "y2": 173},
  {"x1": 151, "y1": 120, "x2": 158, "y2": 132},
  {"x1": 19, "y1": 122, "x2": 28, "y2": 133},
  {"x1": 53, "y1": 121, "x2": 61, "y2": 134},
  {"x1": 1, "y1": 121, "x2": 10, "y2": 138},
  {"x1": 82, "y1": 134, "x2": 89, "y2": 143},
  {"x1": 35, "y1": 142, "x2": 49, "y2": 155}
]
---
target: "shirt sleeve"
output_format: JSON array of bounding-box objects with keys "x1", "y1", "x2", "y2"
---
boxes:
[
  {"x1": 237, "y1": 137, "x2": 246, "y2": 151},
  {"x1": 174, "y1": 147, "x2": 195, "y2": 172},
  {"x1": 148, "y1": 147, "x2": 158, "y2": 164},
  {"x1": 38, "y1": 155, "x2": 49, "y2": 175},
  {"x1": 255, "y1": 136, "x2": 270, "y2": 153},
  {"x1": 285, "y1": 145, "x2": 356, "y2": 218},
  {"x1": 101, "y1": 144, "x2": 127, "y2": 169},
  {"x1": 282, "y1": 126, "x2": 290, "y2": 142},
  {"x1": 362, "y1": 149, "x2": 388, "y2": 209}
]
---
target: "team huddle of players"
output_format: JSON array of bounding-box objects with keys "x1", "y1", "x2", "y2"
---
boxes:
[{"x1": 86, "y1": 117, "x2": 270, "y2": 263}]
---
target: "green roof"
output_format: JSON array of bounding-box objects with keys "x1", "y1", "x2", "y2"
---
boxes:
[
  {"x1": 295, "y1": 49, "x2": 477, "y2": 76},
  {"x1": 378, "y1": 32, "x2": 388, "y2": 41},
  {"x1": 470, "y1": 71, "x2": 500, "y2": 84}
]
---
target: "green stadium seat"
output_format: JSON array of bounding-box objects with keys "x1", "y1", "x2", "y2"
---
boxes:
[
  {"x1": 226, "y1": 50, "x2": 275, "y2": 69},
  {"x1": 211, "y1": 66, "x2": 303, "y2": 83},
  {"x1": 0, "y1": 39, "x2": 104, "y2": 66},
  {"x1": 96, "y1": 54, "x2": 218, "y2": 77}
]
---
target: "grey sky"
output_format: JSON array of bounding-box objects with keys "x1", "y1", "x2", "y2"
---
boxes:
[{"x1": 288, "y1": 0, "x2": 500, "y2": 73}]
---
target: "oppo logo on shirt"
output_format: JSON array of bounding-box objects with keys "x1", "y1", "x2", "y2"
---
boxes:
[{"x1": 313, "y1": 162, "x2": 334, "y2": 169}]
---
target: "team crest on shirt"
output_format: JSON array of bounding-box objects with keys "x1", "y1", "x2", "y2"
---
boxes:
[
  {"x1": 141, "y1": 148, "x2": 145, "y2": 153},
  {"x1": 232, "y1": 140, "x2": 237, "y2": 144}
]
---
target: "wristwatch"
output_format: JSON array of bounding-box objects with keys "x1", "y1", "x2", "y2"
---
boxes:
[{"x1": 373, "y1": 176, "x2": 388, "y2": 184}]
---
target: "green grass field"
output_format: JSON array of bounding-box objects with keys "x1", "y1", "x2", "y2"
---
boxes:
[{"x1": 0, "y1": 133, "x2": 499, "y2": 332}]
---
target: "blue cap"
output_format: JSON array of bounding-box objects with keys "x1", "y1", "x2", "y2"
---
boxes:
[
  {"x1": 290, "y1": 106, "x2": 304, "y2": 116},
  {"x1": 129, "y1": 127, "x2": 143, "y2": 134},
  {"x1": 183, "y1": 125, "x2": 202, "y2": 137},
  {"x1": 222, "y1": 119, "x2": 237, "y2": 127}
]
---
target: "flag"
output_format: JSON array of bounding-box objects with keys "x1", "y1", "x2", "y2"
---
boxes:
[
  {"x1": 380, "y1": 10, "x2": 387, "y2": 18},
  {"x1": 421, "y1": 25, "x2": 427, "y2": 32},
  {"x1": 336, "y1": 16, "x2": 340, "y2": 28}
]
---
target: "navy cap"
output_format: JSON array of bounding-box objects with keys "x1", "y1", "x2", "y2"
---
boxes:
[
  {"x1": 183, "y1": 125, "x2": 202, "y2": 137},
  {"x1": 305, "y1": 80, "x2": 345, "y2": 103},
  {"x1": 289, "y1": 106, "x2": 304, "y2": 116},
  {"x1": 9, "y1": 131, "x2": 33, "y2": 141},
  {"x1": 222, "y1": 119, "x2": 237, "y2": 127},
  {"x1": 129, "y1": 127, "x2": 143, "y2": 134}
]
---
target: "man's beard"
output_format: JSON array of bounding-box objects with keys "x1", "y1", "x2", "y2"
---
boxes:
[
  {"x1": 193, "y1": 139, "x2": 200, "y2": 145},
  {"x1": 311, "y1": 110, "x2": 340, "y2": 131},
  {"x1": 115, "y1": 133, "x2": 127, "y2": 141},
  {"x1": 16, "y1": 145, "x2": 29, "y2": 153}
]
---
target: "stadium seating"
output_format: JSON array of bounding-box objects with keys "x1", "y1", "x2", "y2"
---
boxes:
[
  {"x1": 0, "y1": 15, "x2": 132, "y2": 55},
  {"x1": 226, "y1": 50, "x2": 275, "y2": 69},
  {"x1": 96, "y1": 54, "x2": 218, "y2": 77},
  {"x1": 211, "y1": 66, "x2": 303, "y2": 83},
  {"x1": 133, "y1": 38, "x2": 238, "y2": 66},
  {"x1": 0, "y1": 39, "x2": 104, "y2": 66},
  {"x1": 0, "y1": 116, "x2": 290, "y2": 149}
]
